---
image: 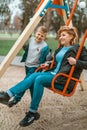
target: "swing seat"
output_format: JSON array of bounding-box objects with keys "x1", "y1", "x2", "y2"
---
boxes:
[
  {"x1": 35, "y1": 60, "x2": 81, "y2": 96},
  {"x1": 35, "y1": 65, "x2": 81, "y2": 97},
  {"x1": 51, "y1": 72, "x2": 81, "y2": 96},
  {"x1": 35, "y1": 29, "x2": 87, "y2": 97}
]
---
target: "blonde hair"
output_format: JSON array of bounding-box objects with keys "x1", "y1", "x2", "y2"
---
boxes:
[
  {"x1": 57, "y1": 25, "x2": 78, "y2": 45},
  {"x1": 36, "y1": 26, "x2": 48, "y2": 34}
]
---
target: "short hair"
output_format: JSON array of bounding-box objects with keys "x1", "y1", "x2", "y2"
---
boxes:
[
  {"x1": 36, "y1": 26, "x2": 48, "y2": 34},
  {"x1": 57, "y1": 25, "x2": 78, "y2": 45}
]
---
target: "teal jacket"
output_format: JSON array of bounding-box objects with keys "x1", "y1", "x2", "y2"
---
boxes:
[{"x1": 21, "y1": 44, "x2": 50, "y2": 64}]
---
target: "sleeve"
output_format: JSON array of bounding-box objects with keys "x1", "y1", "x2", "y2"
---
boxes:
[
  {"x1": 22, "y1": 39, "x2": 29, "y2": 51},
  {"x1": 46, "y1": 49, "x2": 53, "y2": 61},
  {"x1": 21, "y1": 44, "x2": 29, "y2": 62},
  {"x1": 39, "y1": 46, "x2": 50, "y2": 64},
  {"x1": 75, "y1": 47, "x2": 87, "y2": 69}
]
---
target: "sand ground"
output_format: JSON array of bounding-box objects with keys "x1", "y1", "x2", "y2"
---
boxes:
[{"x1": 0, "y1": 66, "x2": 87, "y2": 130}]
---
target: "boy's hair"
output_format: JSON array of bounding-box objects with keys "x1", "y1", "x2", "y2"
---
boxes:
[
  {"x1": 36, "y1": 26, "x2": 48, "y2": 34},
  {"x1": 57, "y1": 25, "x2": 78, "y2": 45}
]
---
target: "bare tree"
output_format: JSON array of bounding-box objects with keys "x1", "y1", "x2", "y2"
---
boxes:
[{"x1": 21, "y1": 0, "x2": 40, "y2": 31}]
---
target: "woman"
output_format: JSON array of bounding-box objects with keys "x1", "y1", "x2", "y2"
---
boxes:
[{"x1": 0, "y1": 25, "x2": 87, "y2": 127}]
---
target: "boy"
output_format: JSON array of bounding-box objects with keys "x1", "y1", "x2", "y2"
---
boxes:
[{"x1": 8, "y1": 25, "x2": 51, "y2": 107}]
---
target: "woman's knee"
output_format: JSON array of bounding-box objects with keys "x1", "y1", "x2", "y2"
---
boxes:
[{"x1": 35, "y1": 76, "x2": 43, "y2": 84}]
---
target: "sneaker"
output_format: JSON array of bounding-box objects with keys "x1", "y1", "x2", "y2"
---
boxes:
[
  {"x1": 19, "y1": 111, "x2": 40, "y2": 127},
  {"x1": 8, "y1": 99, "x2": 19, "y2": 107},
  {"x1": 0, "y1": 91, "x2": 10, "y2": 105}
]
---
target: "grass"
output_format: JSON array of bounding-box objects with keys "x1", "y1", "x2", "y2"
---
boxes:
[
  {"x1": 0, "y1": 35, "x2": 87, "y2": 56},
  {"x1": 0, "y1": 38, "x2": 58, "y2": 56},
  {"x1": 0, "y1": 39, "x2": 24, "y2": 56},
  {"x1": 46, "y1": 38, "x2": 58, "y2": 52}
]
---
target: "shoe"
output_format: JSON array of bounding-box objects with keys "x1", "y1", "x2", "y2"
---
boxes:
[
  {"x1": 8, "y1": 99, "x2": 19, "y2": 107},
  {"x1": 0, "y1": 91, "x2": 10, "y2": 105},
  {"x1": 19, "y1": 111, "x2": 40, "y2": 127}
]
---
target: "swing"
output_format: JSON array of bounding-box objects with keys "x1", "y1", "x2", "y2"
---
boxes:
[
  {"x1": 35, "y1": 30, "x2": 87, "y2": 96},
  {"x1": 51, "y1": 30, "x2": 87, "y2": 97},
  {"x1": 50, "y1": 0, "x2": 87, "y2": 96},
  {"x1": 35, "y1": 0, "x2": 87, "y2": 97}
]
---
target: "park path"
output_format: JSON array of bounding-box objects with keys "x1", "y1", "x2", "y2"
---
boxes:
[{"x1": 0, "y1": 56, "x2": 24, "y2": 66}]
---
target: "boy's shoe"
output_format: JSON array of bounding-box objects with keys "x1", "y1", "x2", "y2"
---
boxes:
[
  {"x1": 0, "y1": 91, "x2": 10, "y2": 105},
  {"x1": 19, "y1": 111, "x2": 40, "y2": 127},
  {"x1": 8, "y1": 99, "x2": 19, "y2": 107}
]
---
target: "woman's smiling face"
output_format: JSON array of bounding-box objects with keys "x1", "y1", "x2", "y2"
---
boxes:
[{"x1": 58, "y1": 31, "x2": 73, "y2": 47}]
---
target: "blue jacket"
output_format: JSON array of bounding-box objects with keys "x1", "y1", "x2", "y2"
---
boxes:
[{"x1": 21, "y1": 44, "x2": 50, "y2": 65}]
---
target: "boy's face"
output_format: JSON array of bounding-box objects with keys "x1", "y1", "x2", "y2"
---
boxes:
[{"x1": 35, "y1": 31, "x2": 47, "y2": 43}]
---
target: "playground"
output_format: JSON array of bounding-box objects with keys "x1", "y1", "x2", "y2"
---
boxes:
[
  {"x1": 0, "y1": 0, "x2": 87, "y2": 129},
  {"x1": 0, "y1": 65, "x2": 87, "y2": 130}
]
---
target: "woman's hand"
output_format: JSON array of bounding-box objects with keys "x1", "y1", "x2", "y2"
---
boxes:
[{"x1": 67, "y1": 57, "x2": 76, "y2": 65}]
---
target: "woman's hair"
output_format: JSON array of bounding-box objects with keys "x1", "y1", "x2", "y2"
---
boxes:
[{"x1": 57, "y1": 25, "x2": 78, "y2": 45}]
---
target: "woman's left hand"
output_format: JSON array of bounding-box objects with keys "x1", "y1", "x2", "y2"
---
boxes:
[{"x1": 67, "y1": 57, "x2": 76, "y2": 65}]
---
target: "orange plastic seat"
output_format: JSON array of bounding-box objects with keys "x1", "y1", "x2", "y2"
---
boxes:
[
  {"x1": 35, "y1": 30, "x2": 87, "y2": 97},
  {"x1": 51, "y1": 30, "x2": 87, "y2": 96}
]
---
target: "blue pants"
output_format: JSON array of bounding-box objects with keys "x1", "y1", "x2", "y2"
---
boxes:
[
  {"x1": 8, "y1": 72, "x2": 63, "y2": 112},
  {"x1": 13, "y1": 66, "x2": 37, "y2": 101}
]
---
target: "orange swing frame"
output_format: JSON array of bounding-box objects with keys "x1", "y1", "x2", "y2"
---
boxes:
[
  {"x1": 36, "y1": 0, "x2": 64, "y2": 17},
  {"x1": 51, "y1": 30, "x2": 87, "y2": 96},
  {"x1": 35, "y1": 0, "x2": 87, "y2": 96},
  {"x1": 36, "y1": 30, "x2": 87, "y2": 96}
]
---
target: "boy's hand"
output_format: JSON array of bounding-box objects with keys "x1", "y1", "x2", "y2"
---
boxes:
[
  {"x1": 67, "y1": 57, "x2": 76, "y2": 65},
  {"x1": 22, "y1": 44, "x2": 27, "y2": 50}
]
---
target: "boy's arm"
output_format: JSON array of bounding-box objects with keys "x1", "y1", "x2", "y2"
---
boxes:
[
  {"x1": 22, "y1": 44, "x2": 27, "y2": 51},
  {"x1": 21, "y1": 42, "x2": 29, "y2": 62},
  {"x1": 39, "y1": 46, "x2": 52, "y2": 64},
  {"x1": 22, "y1": 40, "x2": 29, "y2": 51}
]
